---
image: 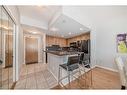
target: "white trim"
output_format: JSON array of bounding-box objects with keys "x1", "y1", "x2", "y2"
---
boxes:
[
  {"x1": 24, "y1": 35, "x2": 40, "y2": 64},
  {"x1": 1, "y1": 6, "x2": 17, "y2": 82},
  {"x1": 13, "y1": 23, "x2": 16, "y2": 82},
  {"x1": 42, "y1": 34, "x2": 46, "y2": 64},
  {"x1": 2, "y1": 33, "x2": 6, "y2": 68},
  {"x1": 23, "y1": 36, "x2": 25, "y2": 64},
  {"x1": 15, "y1": 25, "x2": 19, "y2": 81},
  {"x1": 95, "y1": 65, "x2": 118, "y2": 72},
  {"x1": 3, "y1": 6, "x2": 17, "y2": 25}
]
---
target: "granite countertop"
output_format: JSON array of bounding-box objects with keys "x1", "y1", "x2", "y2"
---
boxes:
[{"x1": 44, "y1": 50, "x2": 83, "y2": 56}]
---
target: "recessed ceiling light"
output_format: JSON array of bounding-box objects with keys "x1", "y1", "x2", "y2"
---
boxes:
[
  {"x1": 69, "y1": 32, "x2": 72, "y2": 35},
  {"x1": 50, "y1": 27, "x2": 58, "y2": 31},
  {"x1": 80, "y1": 28, "x2": 83, "y2": 31},
  {"x1": 1, "y1": 25, "x2": 8, "y2": 30},
  {"x1": 37, "y1": 5, "x2": 41, "y2": 6},
  {"x1": 32, "y1": 32, "x2": 37, "y2": 34},
  {"x1": 37, "y1": 6, "x2": 47, "y2": 9}
]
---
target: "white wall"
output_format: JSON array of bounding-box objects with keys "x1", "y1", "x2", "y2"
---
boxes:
[
  {"x1": 5, "y1": 6, "x2": 24, "y2": 81},
  {"x1": 63, "y1": 6, "x2": 127, "y2": 71},
  {"x1": 96, "y1": 10, "x2": 127, "y2": 70}
]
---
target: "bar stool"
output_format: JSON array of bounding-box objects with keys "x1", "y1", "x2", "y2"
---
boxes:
[
  {"x1": 79, "y1": 53, "x2": 92, "y2": 88},
  {"x1": 58, "y1": 55, "x2": 81, "y2": 87},
  {"x1": 82, "y1": 53, "x2": 90, "y2": 68}
]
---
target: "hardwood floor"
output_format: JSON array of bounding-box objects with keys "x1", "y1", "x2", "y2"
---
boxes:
[
  {"x1": 53, "y1": 67, "x2": 121, "y2": 89},
  {"x1": 92, "y1": 67, "x2": 121, "y2": 89},
  {"x1": 15, "y1": 63, "x2": 121, "y2": 89},
  {"x1": 1, "y1": 67, "x2": 13, "y2": 89}
]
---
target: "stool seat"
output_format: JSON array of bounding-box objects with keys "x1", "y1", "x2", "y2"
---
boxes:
[
  {"x1": 60, "y1": 63, "x2": 79, "y2": 71},
  {"x1": 82, "y1": 60, "x2": 90, "y2": 68},
  {"x1": 58, "y1": 55, "x2": 81, "y2": 86}
]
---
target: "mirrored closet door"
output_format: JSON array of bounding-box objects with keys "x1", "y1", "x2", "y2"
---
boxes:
[
  {"x1": 0, "y1": 6, "x2": 15, "y2": 89},
  {"x1": 0, "y1": 5, "x2": 2, "y2": 89}
]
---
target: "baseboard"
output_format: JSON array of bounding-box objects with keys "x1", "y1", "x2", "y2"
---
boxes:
[{"x1": 95, "y1": 65, "x2": 118, "y2": 72}]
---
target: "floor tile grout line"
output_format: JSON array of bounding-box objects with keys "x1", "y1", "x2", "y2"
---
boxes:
[
  {"x1": 34, "y1": 64, "x2": 38, "y2": 89},
  {"x1": 24, "y1": 65, "x2": 27, "y2": 89},
  {"x1": 42, "y1": 67, "x2": 50, "y2": 89}
]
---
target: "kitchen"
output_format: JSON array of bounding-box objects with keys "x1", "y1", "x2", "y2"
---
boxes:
[
  {"x1": 45, "y1": 32, "x2": 90, "y2": 63},
  {"x1": 40, "y1": 15, "x2": 90, "y2": 84},
  {"x1": 1, "y1": 5, "x2": 125, "y2": 89},
  {"x1": 43, "y1": 14, "x2": 91, "y2": 86},
  {"x1": 45, "y1": 33, "x2": 91, "y2": 86}
]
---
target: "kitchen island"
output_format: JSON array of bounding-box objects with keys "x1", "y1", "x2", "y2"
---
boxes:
[{"x1": 46, "y1": 50, "x2": 83, "y2": 85}]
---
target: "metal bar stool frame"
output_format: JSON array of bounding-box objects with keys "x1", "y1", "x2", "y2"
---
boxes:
[
  {"x1": 58, "y1": 55, "x2": 82, "y2": 88},
  {"x1": 78, "y1": 53, "x2": 93, "y2": 89}
]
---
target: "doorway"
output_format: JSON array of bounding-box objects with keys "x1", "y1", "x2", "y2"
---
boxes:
[{"x1": 25, "y1": 36, "x2": 38, "y2": 64}]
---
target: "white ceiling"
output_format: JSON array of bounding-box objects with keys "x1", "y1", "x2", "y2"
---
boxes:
[
  {"x1": 48, "y1": 14, "x2": 90, "y2": 38},
  {"x1": 18, "y1": 6, "x2": 61, "y2": 24},
  {"x1": 18, "y1": 6, "x2": 90, "y2": 38}
]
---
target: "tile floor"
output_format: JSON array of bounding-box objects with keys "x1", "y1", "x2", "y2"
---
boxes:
[
  {"x1": 15, "y1": 63, "x2": 57, "y2": 89},
  {"x1": 1, "y1": 67, "x2": 13, "y2": 89}
]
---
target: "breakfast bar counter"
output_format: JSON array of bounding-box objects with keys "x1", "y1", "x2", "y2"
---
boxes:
[{"x1": 46, "y1": 51, "x2": 82, "y2": 85}]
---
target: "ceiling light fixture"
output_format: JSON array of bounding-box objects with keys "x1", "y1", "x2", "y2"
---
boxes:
[
  {"x1": 50, "y1": 27, "x2": 58, "y2": 31},
  {"x1": 69, "y1": 32, "x2": 72, "y2": 35},
  {"x1": 32, "y1": 31, "x2": 37, "y2": 34},
  {"x1": 80, "y1": 28, "x2": 83, "y2": 31},
  {"x1": 37, "y1": 5, "x2": 42, "y2": 7},
  {"x1": 0, "y1": 25, "x2": 9, "y2": 30},
  {"x1": 37, "y1": 6, "x2": 46, "y2": 9}
]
